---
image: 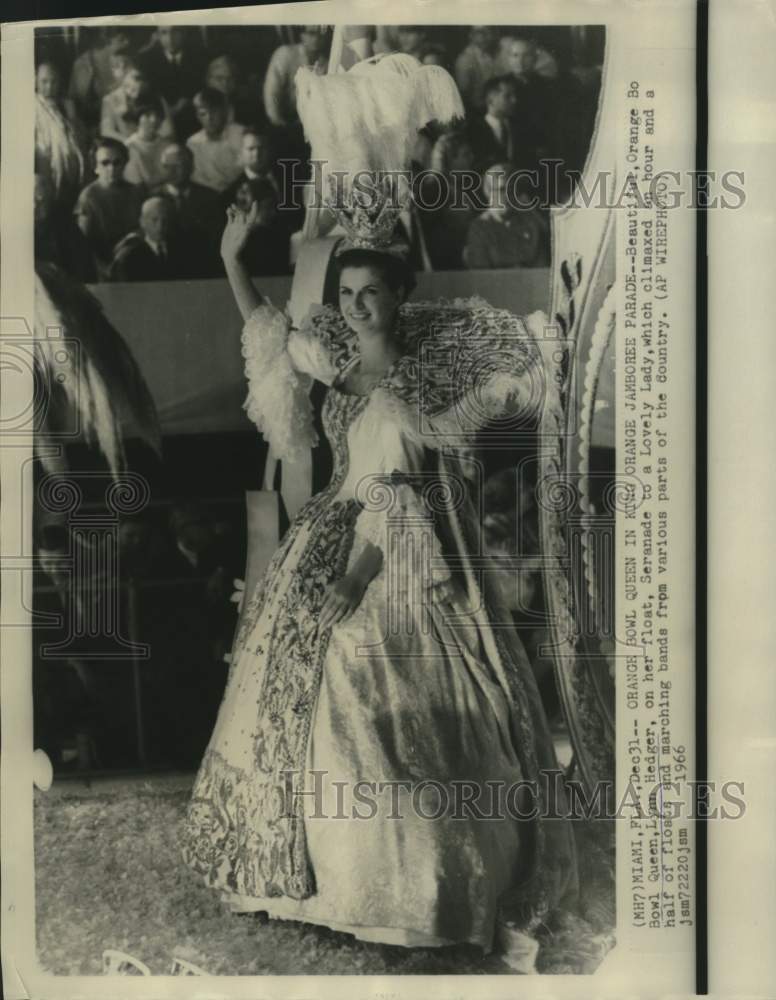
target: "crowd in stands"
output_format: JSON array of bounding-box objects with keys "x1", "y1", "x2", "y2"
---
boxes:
[{"x1": 34, "y1": 24, "x2": 603, "y2": 283}]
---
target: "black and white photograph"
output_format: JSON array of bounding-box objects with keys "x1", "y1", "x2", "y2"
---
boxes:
[
  {"x1": 24, "y1": 15, "x2": 617, "y2": 979},
  {"x1": 8, "y1": 0, "x2": 776, "y2": 996},
  {"x1": 9, "y1": 3, "x2": 695, "y2": 990}
]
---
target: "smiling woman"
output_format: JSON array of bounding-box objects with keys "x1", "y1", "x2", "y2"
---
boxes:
[
  {"x1": 335, "y1": 248, "x2": 415, "y2": 393},
  {"x1": 180, "y1": 187, "x2": 578, "y2": 962},
  {"x1": 178, "y1": 50, "x2": 580, "y2": 966}
]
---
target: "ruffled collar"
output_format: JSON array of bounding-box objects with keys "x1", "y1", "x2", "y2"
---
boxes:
[{"x1": 298, "y1": 296, "x2": 543, "y2": 423}]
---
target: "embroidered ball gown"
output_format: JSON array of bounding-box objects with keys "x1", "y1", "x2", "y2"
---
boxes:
[{"x1": 181, "y1": 295, "x2": 576, "y2": 951}]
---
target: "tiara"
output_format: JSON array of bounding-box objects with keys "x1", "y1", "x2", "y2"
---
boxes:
[{"x1": 326, "y1": 173, "x2": 410, "y2": 251}]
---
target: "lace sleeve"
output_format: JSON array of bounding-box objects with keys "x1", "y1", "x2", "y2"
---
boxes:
[{"x1": 240, "y1": 299, "x2": 318, "y2": 461}]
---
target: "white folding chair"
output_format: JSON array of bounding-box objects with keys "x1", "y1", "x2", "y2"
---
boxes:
[{"x1": 170, "y1": 956, "x2": 207, "y2": 976}]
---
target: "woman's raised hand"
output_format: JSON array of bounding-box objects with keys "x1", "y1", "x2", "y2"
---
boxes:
[{"x1": 220, "y1": 200, "x2": 259, "y2": 263}]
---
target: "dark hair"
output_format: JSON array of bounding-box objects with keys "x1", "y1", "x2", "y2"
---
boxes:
[
  {"x1": 505, "y1": 31, "x2": 537, "y2": 48},
  {"x1": 420, "y1": 41, "x2": 449, "y2": 69},
  {"x1": 335, "y1": 247, "x2": 416, "y2": 299},
  {"x1": 236, "y1": 177, "x2": 277, "y2": 205},
  {"x1": 91, "y1": 136, "x2": 129, "y2": 168},
  {"x1": 161, "y1": 141, "x2": 193, "y2": 164},
  {"x1": 483, "y1": 74, "x2": 516, "y2": 102},
  {"x1": 207, "y1": 53, "x2": 237, "y2": 73},
  {"x1": 126, "y1": 96, "x2": 164, "y2": 126},
  {"x1": 447, "y1": 131, "x2": 474, "y2": 159},
  {"x1": 193, "y1": 87, "x2": 228, "y2": 113}
]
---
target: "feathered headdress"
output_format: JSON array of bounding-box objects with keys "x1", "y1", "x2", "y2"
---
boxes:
[{"x1": 295, "y1": 53, "x2": 464, "y2": 254}]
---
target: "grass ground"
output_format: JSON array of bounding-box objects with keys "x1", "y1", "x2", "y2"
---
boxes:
[{"x1": 34, "y1": 774, "x2": 614, "y2": 977}]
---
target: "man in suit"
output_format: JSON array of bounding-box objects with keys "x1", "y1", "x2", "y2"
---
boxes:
[
  {"x1": 466, "y1": 75, "x2": 519, "y2": 174},
  {"x1": 501, "y1": 34, "x2": 563, "y2": 182},
  {"x1": 152, "y1": 142, "x2": 223, "y2": 255},
  {"x1": 221, "y1": 129, "x2": 280, "y2": 207},
  {"x1": 138, "y1": 26, "x2": 204, "y2": 138},
  {"x1": 109, "y1": 195, "x2": 210, "y2": 281}
]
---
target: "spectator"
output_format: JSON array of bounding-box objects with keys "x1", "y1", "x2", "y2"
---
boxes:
[
  {"x1": 100, "y1": 64, "x2": 175, "y2": 143},
  {"x1": 454, "y1": 26, "x2": 499, "y2": 112},
  {"x1": 205, "y1": 23, "x2": 283, "y2": 79},
  {"x1": 467, "y1": 75, "x2": 519, "y2": 172},
  {"x1": 464, "y1": 163, "x2": 549, "y2": 269},
  {"x1": 420, "y1": 42, "x2": 450, "y2": 70},
  {"x1": 186, "y1": 87, "x2": 245, "y2": 192},
  {"x1": 533, "y1": 42, "x2": 561, "y2": 80},
  {"x1": 262, "y1": 26, "x2": 328, "y2": 128},
  {"x1": 123, "y1": 97, "x2": 168, "y2": 188},
  {"x1": 36, "y1": 60, "x2": 83, "y2": 131},
  {"x1": 221, "y1": 129, "x2": 281, "y2": 208},
  {"x1": 35, "y1": 61, "x2": 86, "y2": 211},
  {"x1": 110, "y1": 194, "x2": 210, "y2": 281},
  {"x1": 421, "y1": 132, "x2": 478, "y2": 270},
  {"x1": 68, "y1": 26, "x2": 133, "y2": 128},
  {"x1": 372, "y1": 26, "x2": 399, "y2": 55},
  {"x1": 205, "y1": 54, "x2": 242, "y2": 123},
  {"x1": 138, "y1": 26, "x2": 204, "y2": 139},
  {"x1": 411, "y1": 127, "x2": 435, "y2": 171},
  {"x1": 395, "y1": 25, "x2": 427, "y2": 60},
  {"x1": 206, "y1": 52, "x2": 264, "y2": 129},
  {"x1": 35, "y1": 171, "x2": 96, "y2": 282},
  {"x1": 538, "y1": 41, "x2": 601, "y2": 184},
  {"x1": 230, "y1": 178, "x2": 290, "y2": 276},
  {"x1": 151, "y1": 142, "x2": 223, "y2": 252},
  {"x1": 107, "y1": 50, "x2": 135, "y2": 94},
  {"x1": 74, "y1": 137, "x2": 145, "y2": 279},
  {"x1": 430, "y1": 128, "x2": 475, "y2": 177},
  {"x1": 500, "y1": 34, "x2": 561, "y2": 172}
]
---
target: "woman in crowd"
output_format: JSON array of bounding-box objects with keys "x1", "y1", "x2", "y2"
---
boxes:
[
  {"x1": 123, "y1": 97, "x2": 169, "y2": 188},
  {"x1": 100, "y1": 63, "x2": 175, "y2": 143}
]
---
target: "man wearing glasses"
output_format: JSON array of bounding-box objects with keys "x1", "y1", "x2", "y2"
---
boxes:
[{"x1": 74, "y1": 136, "x2": 145, "y2": 280}]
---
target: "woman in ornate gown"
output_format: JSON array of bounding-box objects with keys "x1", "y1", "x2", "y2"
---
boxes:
[{"x1": 181, "y1": 201, "x2": 577, "y2": 960}]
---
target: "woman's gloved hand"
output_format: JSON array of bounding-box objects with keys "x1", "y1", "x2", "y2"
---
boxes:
[{"x1": 318, "y1": 572, "x2": 368, "y2": 631}]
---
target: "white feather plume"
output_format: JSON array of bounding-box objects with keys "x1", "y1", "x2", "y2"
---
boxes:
[{"x1": 295, "y1": 53, "x2": 464, "y2": 197}]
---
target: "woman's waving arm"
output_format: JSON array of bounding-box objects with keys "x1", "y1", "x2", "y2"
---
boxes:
[
  {"x1": 231, "y1": 201, "x2": 339, "y2": 461},
  {"x1": 221, "y1": 202, "x2": 263, "y2": 322}
]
